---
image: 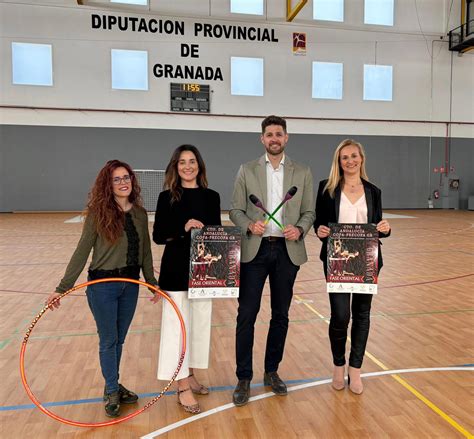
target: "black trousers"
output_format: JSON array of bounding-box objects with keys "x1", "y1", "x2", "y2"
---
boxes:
[
  {"x1": 328, "y1": 293, "x2": 373, "y2": 368},
  {"x1": 236, "y1": 239, "x2": 299, "y2": 380}
]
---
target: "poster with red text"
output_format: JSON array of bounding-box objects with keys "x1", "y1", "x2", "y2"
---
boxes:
[
  {"x1": 189, "y1": 226, "x2": 241, "y2": 299},
  {"x1": 327, "y1": 223, "x2": 379, "y2": 294}
]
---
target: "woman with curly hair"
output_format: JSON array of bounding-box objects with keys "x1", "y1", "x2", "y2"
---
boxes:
[{"x1": 46, "y1": 159, "x2": 158, "y2": 418}]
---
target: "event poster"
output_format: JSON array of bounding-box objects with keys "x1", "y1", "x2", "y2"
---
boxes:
[
  {"x1": 327, "y1": 223, "x2": 379, "y2": 294},
  {"x1": 188, "y1": 226, "x2": 241, "y2": 299}
]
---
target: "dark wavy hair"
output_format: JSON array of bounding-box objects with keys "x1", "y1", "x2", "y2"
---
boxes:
[
  {"x1": 164, "y1": 145, "x2": 208, "y2": 204},
  {"x1": 85, "y1": 159, "x2": 143, "y2": 243},
  {"x1": 261, "y1": 115, "x2": 287, "y2": 133}
]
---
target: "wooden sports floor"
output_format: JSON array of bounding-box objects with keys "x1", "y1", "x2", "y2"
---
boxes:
[{"x1": 0, "y1": 210, "x2": 473, "y2": 438}]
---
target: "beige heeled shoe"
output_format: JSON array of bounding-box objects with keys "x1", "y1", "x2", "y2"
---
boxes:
[
  {"x1": 348, "y1": 367, "x2": 363, "y2": 395},
  {"x1": 332, "y1": 366, "x2": 346, "y2": 391}
]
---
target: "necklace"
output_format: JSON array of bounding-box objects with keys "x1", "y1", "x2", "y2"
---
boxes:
[{"x1": 345, "y1": 180, "x2": 362, "y2": 192}]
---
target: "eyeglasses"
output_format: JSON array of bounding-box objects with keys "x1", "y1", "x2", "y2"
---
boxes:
[{"x1": 112, "y1": 175, "x2": 131, "y2": 185}]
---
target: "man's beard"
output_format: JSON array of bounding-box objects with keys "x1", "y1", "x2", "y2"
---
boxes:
[{"x1": 266, "y1": 144, "x2": 284, "y2": 156}]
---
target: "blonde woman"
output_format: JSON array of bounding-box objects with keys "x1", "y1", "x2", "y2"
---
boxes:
[{"x1": 314, "y1": 139, "x2": 391, "y2": 394}]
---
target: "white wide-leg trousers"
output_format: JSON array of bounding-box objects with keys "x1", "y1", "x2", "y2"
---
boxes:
[{"x1": 157, "y1": 290, "x2": 212, "y2": 381}]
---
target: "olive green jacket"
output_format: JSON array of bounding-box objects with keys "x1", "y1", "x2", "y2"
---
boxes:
[
  {"x1": 56, "y1": 206, "x2": 157, "y2": 292},
  {"x1": 230, "y1": 154, "x2": 315, "y2": 265}
]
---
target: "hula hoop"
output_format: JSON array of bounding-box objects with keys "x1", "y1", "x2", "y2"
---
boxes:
[{"x1": 20, "y1": 278, "x2": 186, "y2": 428}]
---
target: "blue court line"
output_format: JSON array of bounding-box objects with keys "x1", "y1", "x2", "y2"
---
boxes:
[
  {"x1": 3, "y1": 365, "x2": 472, "y2": 413},
  {"x1": 0, "y1": 377, "x2": 320, "y2": 412}
]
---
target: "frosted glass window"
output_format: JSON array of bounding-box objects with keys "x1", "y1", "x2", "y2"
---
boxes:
[
  {"x1": 364, "y1": 0, "x2": 394, "y2": 26},
  {"x1": 363, "y1": 64, "x2": 393, "y2": 101},
  {"x1": 231, "y1": 57, "x2": 264, "y2": 96},
  {"x1": 231, "y1": 0, "x2": 264, "y2": 15},
  {"x1": 312, "y1": 62, "x2": 343, "y2": 99},
  {"x1": 111, "y1": 49, "x2": 148, "y2": 90},
  {"x1": 111, "y1": 0, "x2": 148, "y2": 5},
  {"x1": 12, "y1": 42, "x2": 53, "y2": 86},
  {"x1": 313, "y1": 0, "x2": 344, "y2": 22}
]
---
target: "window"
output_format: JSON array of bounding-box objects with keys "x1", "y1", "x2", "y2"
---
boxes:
[
  {"x1": 312, "y1": 62, "x2": 343, "y2": 99},
  {"x1": 313, "y1": 0, "x2": 344, "y2": 22},
  {"x1": 231, "y1": 57, "x2": 264, "y2": 96},
  {"x1": 230, "y1": 0, "x2": 264, "y2": 15},
  {"x1": 110, "y1": 0, "x2": 148, "y2": 5},
  {"x1": 364, "y1": 0, "x2": 394, "y2": 26},
  {"x1": 111, "y1": 49, "x2": 148, "y2": 90},
  {"x1": 12, "y1": 42, "x2": 53, "y2": 86},
  {"x1": 363, "y1": 64, "x2": 393, "y2": 101}
]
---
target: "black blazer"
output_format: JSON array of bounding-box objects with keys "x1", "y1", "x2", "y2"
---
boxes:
[
  {"x1": 153, "y1": 187, "x2": 221, "y2": 291},
  {"x1": 314, "y1": 179, "x2": 390, "y2": 274}
]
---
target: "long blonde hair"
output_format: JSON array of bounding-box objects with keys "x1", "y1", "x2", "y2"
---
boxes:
[{"x1": 324, "y1": 139, "x2": 369, "y2": 198}]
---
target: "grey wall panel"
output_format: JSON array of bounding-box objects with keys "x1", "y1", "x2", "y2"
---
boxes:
[
  {"x1": 1, "y1": 125, "x2": 472, "y2": 211},
  {"x1": 450, "y1": 138, "x2": 474, "y2": 209}
]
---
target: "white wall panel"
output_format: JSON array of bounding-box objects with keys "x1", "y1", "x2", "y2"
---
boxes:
[
  {"x1": 149, "y1": 0, "x2": 211, "y2": 17},
  {"x1": 0, "y1": 1, "x2": 472, "y2": 134}
]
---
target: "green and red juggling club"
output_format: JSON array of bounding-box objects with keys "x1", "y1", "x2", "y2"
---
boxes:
[
  {"x1": 263, "y1": 186, "x2": 298, "y2": 225},
  {"x1": 249, "y1": 194, "x2": 284, "y2": 230}
]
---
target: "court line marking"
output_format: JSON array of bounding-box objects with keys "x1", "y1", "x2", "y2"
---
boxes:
[
  {"x1": 3, "y1": 366, "x2": 472, "y2": 413},
  {"x1": 5, "y1": 269, "x2": 469, "y2": 297},
  {"x1": 140, "y1": 366, "x2": 474, "y2": 439},
  {"x1": 2, "y1": 308, "x2": 473, "y2": 347},
  {"x1": 382, "y1": 273, "x2": 473, "y2": 289},
  {"x1": 65, "y1": 213, "x2": 231, "y2": 224},
  {"x1": 305, "y1": 222, "x2": 474, "y2": 240},
  {"x1": 294, "y1": 294, "x2": 474, "y2": 438},
  {"x1": 292, "y1": 273, "x2": 474, "y2": 288},
  {"x1": 1, "y1": 247, "x2": 471, "y2": 266},
  {"x1": 381, "y1": 213, "x2": 416, "y2": 219},
  {"x1": 0, "y1": 262, "x2": 67, "y2": 266},
  {"x1": 0, "y1": 302, "x2": 44, "y2": 351},
  {"x1": 0, "y1": 377, "x2": 315, "y2": 412}
]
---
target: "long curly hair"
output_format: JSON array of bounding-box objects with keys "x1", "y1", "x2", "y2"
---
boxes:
[
  {"x1": 85, "y1": 160, "x2": 143, "y2": 243},
  {"x1": 164, "y1": 145, "x2": 208, "y2": 204}
]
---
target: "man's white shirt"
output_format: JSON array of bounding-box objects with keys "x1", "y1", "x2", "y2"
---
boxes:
[{"x1": 263, "y1": 154, "x2": 285, "y2": 238}]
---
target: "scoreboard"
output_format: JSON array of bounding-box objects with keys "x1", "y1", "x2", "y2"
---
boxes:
[{"x1": 170, "y1": 83, "x2": 210, "y2": 113}]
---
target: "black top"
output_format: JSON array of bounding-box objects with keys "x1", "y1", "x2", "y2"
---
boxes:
[
  {"x1": 124, "y1": 212, "x2": 139, "y2": 267},
  {"x1": 314, "y1": 179, "x2": 390, "y2": 274},
  {"x1": 153, "y1": 187, "x2": 221, "y2": 291}
]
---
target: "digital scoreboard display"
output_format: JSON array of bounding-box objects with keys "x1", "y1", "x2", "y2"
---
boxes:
[{"x1": 170, "y1": 83, "x2": 210, "y2": 113}]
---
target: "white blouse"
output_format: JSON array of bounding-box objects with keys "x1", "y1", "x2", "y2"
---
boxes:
[{"x1": 338, "y1": 192, "x2": 368, "y2": 224}]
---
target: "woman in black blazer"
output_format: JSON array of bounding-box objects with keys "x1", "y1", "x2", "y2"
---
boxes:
[
  {"x1": 314, "y1": 139, "x2": 391, "y2": 394},
  {"x1": 153, "y1": 145, "x2": 221, "y2": 414}
]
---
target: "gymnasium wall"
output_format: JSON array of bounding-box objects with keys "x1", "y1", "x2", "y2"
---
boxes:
[
  {"x1": 0, "y1": 1, "x2": 472, "y2": 211},
  {"x1": 1, "y1": 124, "x2": 472, "y2": 211}
]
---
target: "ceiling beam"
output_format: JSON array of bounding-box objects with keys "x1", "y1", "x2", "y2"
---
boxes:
[{"x1": 287, "y1": 0, "x2": 308, "y2": 22}]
